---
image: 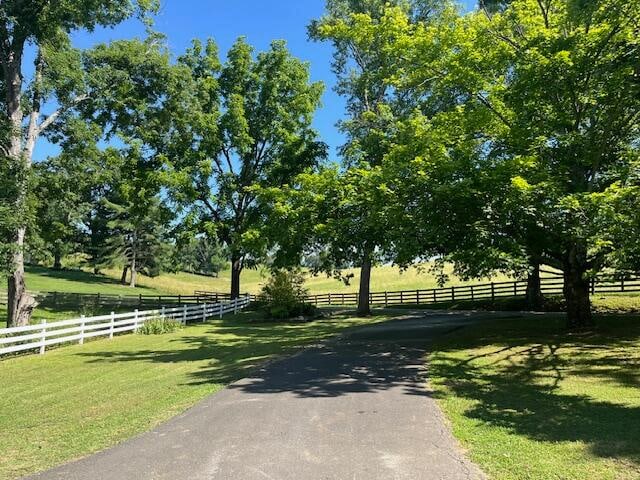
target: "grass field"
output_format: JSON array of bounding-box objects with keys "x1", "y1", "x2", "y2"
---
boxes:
[
  {"x1": 429, "y1": 314, "x2": 640, "y2": 480},
  {"x1": 30, "y1": 263, "x2": 514, "y2": 296},
  {"x1": 0, "y1": 310, "x2": 385, "y2": 479},
  {"x1": 25, "y1": 266, "x2": 165, "y2": 295}
]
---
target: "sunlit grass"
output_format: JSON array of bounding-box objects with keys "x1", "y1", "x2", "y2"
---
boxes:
[
  {"x1": 105, "y1": 263, "x2": 517, "y2": 295},
  {"x1": 429, "y1": 314, "x2": 640, "y2": 480},
  {"x1": 0, "y1": 311, "x2": 386, "y2": 479}
]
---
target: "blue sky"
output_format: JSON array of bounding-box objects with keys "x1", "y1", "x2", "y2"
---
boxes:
[{"x1": 35, "y1": 0, "x2": 475, "y2": 162}]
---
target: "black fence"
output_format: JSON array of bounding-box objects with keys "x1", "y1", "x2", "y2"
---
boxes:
[
  {"x1": 0, "y1": 291, "x2": 222, "y2": 310},
  {"x1": 2, "y1": 276, "x2": 637, "y2": 310},
  {"x1": 197, "y1": 276, "x2": 640, "y2": 308}
]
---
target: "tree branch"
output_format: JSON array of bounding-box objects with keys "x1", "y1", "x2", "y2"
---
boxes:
[{"x1": 36, "y1": 94, "x2": 90, "y2": 136}]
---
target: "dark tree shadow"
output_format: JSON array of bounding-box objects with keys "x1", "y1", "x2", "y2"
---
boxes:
[
  {"x1": 430, "y1": 314, "x2": 640, "y2": 466},
  {"x1": 74, "y1": 312, "x2": 472, "y2": 397}
]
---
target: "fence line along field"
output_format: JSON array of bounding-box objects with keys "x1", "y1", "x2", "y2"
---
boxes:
[{"x1": 0, "y1": 296, "x2": 251, "y2": 358}]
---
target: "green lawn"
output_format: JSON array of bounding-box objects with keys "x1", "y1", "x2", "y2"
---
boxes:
[
  {"x1": 0, "y1": 311, "x2": 385, "y2": 479},
  {"x1": 25, "y1": 266, "x2": 165, "y2": 295},
  {"x1": 11, "y1": 263, "x2": 514, "y2": 300},
  {"x1": 428, "y1": 314, "x2": 640, "y2": 480}
]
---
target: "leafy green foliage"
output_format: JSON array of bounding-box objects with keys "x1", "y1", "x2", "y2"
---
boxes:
[
  {"x1": 260, "y1": 270, "x2": 316, "y2": 320},
  {"x1": 171, "y1": 236, "x2": 227, "y2": 277},
  {"x1": 374, "y1": 0, "x2": 640, "y2": 326},
  {"x1": 164, "y1": 37, "x2": 326, "y2": 296},
  {"x1": 137, "y1": 317, "x2": 183, "y2": 335}
]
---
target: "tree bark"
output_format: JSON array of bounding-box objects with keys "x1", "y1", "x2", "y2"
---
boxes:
[
  {"x1": 563, "y1": 244, "x2": 593, "y2": 330},
  {"x1": 7, "y1": 227, "x2": 38, "y2": 327},
  {"x1": 53, "y1": 251, "x2": 62, "y2": 270},
  {"x1": 5, "y1": 42, "x2": 36, "y2": 327},
  {"x1": 230, "y1": 255, "x2": 243, "y2": 299},
  {"x1": 120, "y1": 266, "x2": 129, "y2": 285},
  {"x1": 525, "y1": 260, "x2": 544, "y2": 311},
  {"x1": 357, "y1": 253, "x2": 372, "y2": 316},
  {"x1": 129, "y1": 250, "x2": 137, "y2": 288}
]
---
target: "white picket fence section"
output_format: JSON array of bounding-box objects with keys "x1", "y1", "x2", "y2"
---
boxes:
[{"x1": 0, "y1": 295, "x2": 251, "y2": 357}]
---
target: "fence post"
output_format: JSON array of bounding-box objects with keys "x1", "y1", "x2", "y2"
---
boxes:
[
  {"x1": 182, "y1": 305, "x2": 187, "y2": 325},
  {"x1": 591, "y1": 278, "x2": 596, "y2": 295},
  {"x1": 39, "y1": 319, "x2": 47, "y2": 355},
  {"x1": 202, "y1": 303, "x2": 207, "y2": 322},
  {"x1": 621, "y1": 278, "x2": 625, "y2": 292},
  {"x1": 133, "y1": 309, "x2": 139, "y2": 333},
  {"x1": 400, "y1": 291, "x2": 404, "y2": 304},
  {"x1": 384, "y1": 291, "x2": 388, "y2": 307},
  {"x1": 161, "y1": 306, "x2": 166, "y2": 321},
  {"x1": 433, "y1": 289, "x2": 436, "y2": 303},
  {"x1": 451, "y1": 286, "x2": 455, "y2": 302},
  {"x1": 233, "y1": 297, "x2": 239, "y2": 314},
  {"x1": 109, "y1": 312, "x2": 115, "y2": 339},
  {"x1": 178, "y1": 294, "x2": 182, "y2": 305},
  {"x1": 328, "y1": 293, "x2": 332, "y2": 305},
  {"x1": 491, "y1": 283, "x2": 495, "y2": 300},
  {"x1": 513, "y1": 281, "x2": 518, "y2": 296},
  {"x1": 79, "y1": 315, "x2": 85, "y2": 345},
  {"x1": 416, "y1": 289, "x2": 420, "y2": 305},
  {"x1": 470, "y1": 285, "x2": 475, "y2": 301},
  {"x1": 219, "y1": 302, "x2": 223, "y2": 319}
]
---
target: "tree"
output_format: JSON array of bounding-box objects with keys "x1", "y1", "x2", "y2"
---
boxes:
[
  {"x1": 387, "y1": 0, "x2": 640, "y2": 328},
  {"x1": 309, "y1": 0, "x2": 450, "y2": 314},
  {"x1": 171, "y1": 236, "x2": 227, "y2": 277},
  {"x1": 0, "y1": 0, "x2": 158, "y2": 326},
  {"x1": 32, "y1": 120, "x2": 103, "y2": 269},
  {"x1": 165, "y1": 38, "x2": 326, "y2": 298},
  {"x1": 260, "y1": 164, "x2": 396, "y2": 313},
  {"x1": 100, "y1": 148, "x2": 172, "y2": 288}
]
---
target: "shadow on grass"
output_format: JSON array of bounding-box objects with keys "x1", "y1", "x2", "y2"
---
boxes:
[
  {"x1": 430, "y1": 314, "x2": 640, "y2": 465},
  {"x1": 26, "y1": 265, "x2": 124, "y2": 286},
  {"x1": 74, "y1": 311, "x2": 465, "y2": 398},
  {"x1": 25, "y1": 265, "x2": 159, "y2": 295}
]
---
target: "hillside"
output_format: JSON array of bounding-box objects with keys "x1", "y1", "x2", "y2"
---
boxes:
[{"x1": 22, "y1": 263, "x2": 516, "y2": 297}]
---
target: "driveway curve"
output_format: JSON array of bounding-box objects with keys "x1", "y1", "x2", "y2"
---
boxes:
[{"x1": 28, "y1": 311, "x2": 486, "y2": 480}]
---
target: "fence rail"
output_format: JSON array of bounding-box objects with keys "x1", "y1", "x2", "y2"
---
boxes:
[
  {"x1": 200, "y1": 276, "x2": 640, "y2": 308},
  {"x1": 0, "y1": 291, "x2": 226, "y2": 309},
  {"x1": 0, "y1": 295, "x2": 251, "y2": 358}
]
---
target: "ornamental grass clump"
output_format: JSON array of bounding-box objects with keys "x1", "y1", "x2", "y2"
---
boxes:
[{"x1": 137, "y1": 318, "x2": 183, "y2": 335}]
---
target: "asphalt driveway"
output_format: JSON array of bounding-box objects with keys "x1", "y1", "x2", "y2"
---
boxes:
[{"x1": 28, "y1": 311, "x2": 486, "y2": 480}]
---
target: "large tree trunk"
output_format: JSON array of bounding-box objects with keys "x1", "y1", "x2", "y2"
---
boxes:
[
  {"x1": 53, "y1": 251, "x2": 62, "y2": 270},
  {"x1": 5, "y1": 45, "x2": 37, "y2": 328},
  {"x1": 7, "y1": 228, "x2": 38, "y2": 327},
  {"x1": 357, "y1": 253, "x2": 372, "y2": 316},
  {"x1": 230, "y1": 255, "x2": 243, "y2": 299},
  {"x1": 526, "y1": 260, "x2": 544, "y2": 311},
  {"x1": 563, "y1": 244, "x2": 593, "y2": 330}
]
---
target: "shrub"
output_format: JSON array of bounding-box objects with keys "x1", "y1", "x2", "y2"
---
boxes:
[
  {"x1": 261, "y1": 270, "x2": 318, "y2": 320},
  {"x1": 137, "y1": 318, "x2": 183, "y2": 335}
]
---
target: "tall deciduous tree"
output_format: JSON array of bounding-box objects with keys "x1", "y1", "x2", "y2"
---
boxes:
[
  {"x1": 0, "y1": 0, "x2": 157, "y2": 326},
  {"x1": 166, "y1": 38, "x2": 326, "y2": 298},
  {"x1": 389, "y1": 0, "x2": 640, "y2": 328},
  {"x1": 309, "y1": 0, "x2": 449, "y2": 314}
]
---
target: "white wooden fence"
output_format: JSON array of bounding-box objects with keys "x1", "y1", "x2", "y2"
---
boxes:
[{"x1": 0, "y1": 295, "x2": 251, "y2": 357}]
